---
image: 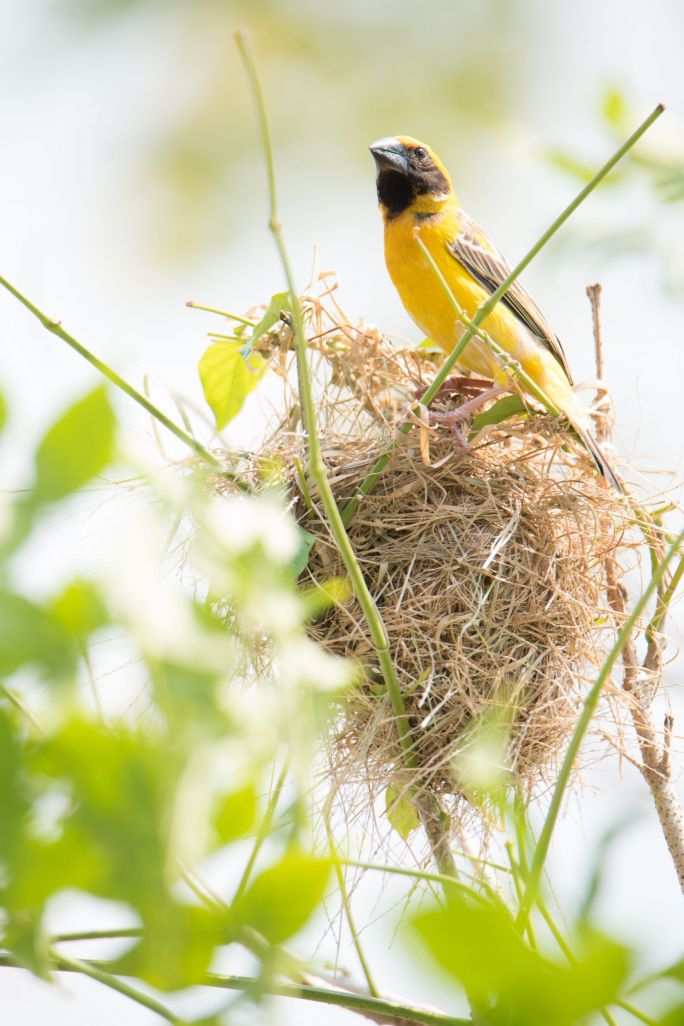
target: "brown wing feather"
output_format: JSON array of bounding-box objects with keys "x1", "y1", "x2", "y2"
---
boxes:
[{"x1": 447, "y1": 214, "x2": 574, "y2": 385}]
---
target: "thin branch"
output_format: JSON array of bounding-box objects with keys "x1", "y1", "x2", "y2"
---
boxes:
[
  {"x1": 0, "y1": 274, "x2": 225, "y2": 471},
  {"x1": 327, "y1": 827, "x2": 380, "y2": 997},
  {"x1": 586, "y1": 282, "x2": 613, "y2": 443},
  {"x1": 341, "y1": 102, "x2": 665, "y2": 526},
  {"x1": 517, "y1": 527, "x2": 684, "y2": 929},
  {"x1": 234, "y1": 27, "x2": 418, "y2": 777},
  {"x1": 0, "y1": 954, "x2": 469, "y2": 1026},
  {"x1": 0, "y1": 682, "x2": 46, "y2": 736},
  {"x1": 186, "y1": 299, "x2": 256, "y2": 327},
  {"x1": 47, "y1": 950, "x2": 187, "y2": 1025},
  {"x1": 204, "y1": 971, "x2": 471, "y2": 1026},
  {"x1": 586, "y1": 283, "x2": 605, "y2": 381},
  {"x1": 607, "y1": 558, "x2": 684, "y2": 894},
  {"x1": 233, "y1": 760, "x2": 290, "y2": 903},
  {"x1": 53, "y1": 928, "x2": 143, "y2": 943}
]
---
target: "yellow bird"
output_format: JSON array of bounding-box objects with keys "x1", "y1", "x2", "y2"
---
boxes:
[{"x1": 369, "y1": 135, "x2": 620, "y2": 490}]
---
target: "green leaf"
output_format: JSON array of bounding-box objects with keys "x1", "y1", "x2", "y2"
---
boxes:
[
  {"x1": 385, "y1": 782, "x2": 420, "y2": 840},
  {"x1": 656, "y1": 957, "x2": 684, "y2": 984},
  {"x1": 235, "y1": 852, "x2": 330, "y2": 944},
  {"x1": 250, "y1": 291, "x2": 292, "y2": 346},
  {"x1": 0, "y1": 389, "x2": 7, "y2": 433},
  {"x1": 291, "y1": 527, "x2": 315, "y2": 577},
  {"x1": 602, "y1": 87, "x2": 628, "y2": 128},
  {"x1": 412, "y1": 896, "x2": 630, "y2": 1026},
  {"x1": 199, "y1": 342, "x2": 266, "y2": 430},
  {"x1": 33, "y1": 387, "x2": 115, "y2": 503},
  {"x1": 212, "y1": 785, "x2": 257, "y2": 848},
  {"x1": 469, "y1": 394, "x2": 528, "y2": 438},
  {"x1": 0, "y1": 592, "x2": 75, "y2": 677},
  {"x1": 547, "y1": 149, "x2": 601, "y2": 184},
  {"x1": 48, "y1": 579, "x2": 108, "y2": 638}
]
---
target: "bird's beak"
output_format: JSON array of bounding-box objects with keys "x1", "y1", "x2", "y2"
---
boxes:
[{"x1": 369, "y1": 137, "x2": 409, "y2": 174}]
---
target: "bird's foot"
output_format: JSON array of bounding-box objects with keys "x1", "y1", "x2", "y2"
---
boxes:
[{"x1": 426, "y1": 385, "x2": 506, "y2": 424}]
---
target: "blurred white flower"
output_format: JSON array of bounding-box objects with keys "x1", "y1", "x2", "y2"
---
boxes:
[
  {"x1": 280, "y1": 637, "x2": 352, "y2": 693},
  {"x1": 100, "y1": 504, "x2": 234, "y2": 672},
  {"x1": 203, "y1": 495, "x2": 300, "y2": 564}
]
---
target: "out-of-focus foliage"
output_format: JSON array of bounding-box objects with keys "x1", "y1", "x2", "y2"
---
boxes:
[
  {"x1": 60, "y1": 0, "x2": 524, "y2": 255},
  {"x1": 0, "y1": 384, "x2": 345, "y2": 991},
  {"x1": 549, "y1": 86, "x2": 684, "y2": 292}
]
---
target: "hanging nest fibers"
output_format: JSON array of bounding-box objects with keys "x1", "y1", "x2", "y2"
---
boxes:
[{"x1": 216, "y1": 273, "x2": 640, "y2": 813}]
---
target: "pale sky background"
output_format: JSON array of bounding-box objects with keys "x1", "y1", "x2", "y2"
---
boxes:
[{"x1": 1, "y1": 0, "x2": 684, "y2": 1022}]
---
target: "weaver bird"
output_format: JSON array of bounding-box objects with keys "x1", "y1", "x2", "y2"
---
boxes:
[{"x1": 370, "y1": 135, "x2": 620, "y2": 490}]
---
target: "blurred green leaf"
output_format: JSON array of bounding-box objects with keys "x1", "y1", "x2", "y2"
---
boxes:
[
  {"x1": 470, "y1": 394, "x2": 528, "y2": 437},
  {"x1": 113, "y1": 903, "x2": 222, "y2": 990},
  {"x1": 385, "y1": 782, "x2": 420, "y2": 840},
  {"x1": 656, "y1": 957, "x2": 684, "y2": 984},
  {"x1": 0, "y1": 389, "x2": 7, "y2": 432},
  {"x1": 0, "y1": 592, "x2": 75, "y2": 677},
  {"x1": 33, "y1": 387, "x2": 115, "y2": 503},
  {"x1": 412, "y1": 894, "x2": 630, "y2": 1025},
  {"x1": 48, "y1": 579, "x2": 108, "y2": 638},
  {"x1": 235, "y1": 852, "x2": 330, "y2": 944},
  {"x1": 212, "y1": 785, "x2": 257, "y2": 848},
  {"x1": 547, "y1": 149, "x2": 602, "y2": 184},
  {"x1": 602, "y1": 87, "x2": 628, "y2": 128},
  {"x1": 199, "y1": 342, "x2": 266, "y2": 430}
]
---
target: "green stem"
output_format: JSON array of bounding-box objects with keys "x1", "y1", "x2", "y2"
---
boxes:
[
  {"x1": 53, "y1": 928, "x2": 143, "y2": 942},
  {"x1": 341, "y1": 102, "x2": 664, "y2": 526},
  {"x1": 234, "y1": 29, "x2": 416, "y2": 772},
  {"x1": 0, "y1": 274, "x2": 223, "y2": 469},
  {"x1": 413, "y1": 237, "x2": 559, "y2": 415},
  {"x1": 186, "y1": 300, "x2": 256, "y2": 327},
  {"x1": 234, "y1": 30, "x2": 466, "y2": 936},
  {"x1": 516, "y1": 527, "x2": 684, "y2": 930},
  {"x1": 340, "y1": 854, "x2": 511, "y2": 881},
  {"x1": 327, "y1": 830, "x2": 380, "y2": 997},
  {"x1": 0, "y1": 953, "x2": 470, "y2": 1026},
  {"x1": 233, "y1": 760, "x2": 289, "y2": 903},
  {"x1": 48, "y1": 950, "x2": 187, "y2": 1025},
  {"x1": 0, "y1": 682, "x2": 45, "y2": 736},
  {"x1": 202, "y1": 972, "x2": 471, "y2": 1026}
]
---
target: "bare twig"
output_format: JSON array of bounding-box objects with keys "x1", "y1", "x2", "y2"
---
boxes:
[
  {"x1": 586, "y1": 282, "x2": 613, "y2": 443},
  {"x1": 606, "y1": 557, "x2": 684, "y2": 894},
  {"x1": 586, "y1": 283, "x2": 605, "y2": 381}
]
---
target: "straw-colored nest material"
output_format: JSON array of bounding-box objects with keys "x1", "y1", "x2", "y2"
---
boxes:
[{"x1": 224, "y1": 279, "x2": 633, "y2": 803}]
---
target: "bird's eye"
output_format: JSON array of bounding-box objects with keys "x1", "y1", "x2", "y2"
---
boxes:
[{"x1": 414, "y1": 147, "x2": 428, "y2": 160}]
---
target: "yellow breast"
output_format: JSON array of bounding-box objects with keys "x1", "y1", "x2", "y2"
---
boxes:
[{"x1": 383, "y1": 207, "x2": 573, "y2": 407}]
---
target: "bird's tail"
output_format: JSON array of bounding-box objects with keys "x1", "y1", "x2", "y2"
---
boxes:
[{"x1": 567, "y1": 415, "x2": 623, "y2": 493}]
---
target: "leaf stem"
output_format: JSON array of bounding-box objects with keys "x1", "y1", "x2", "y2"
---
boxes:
[
  {"x1": 516, "y1": 527, "x2": 684, "y2": 930},
  {"x1": 341, "y1": 102, "x2": 665, "y2": 525},
  {"x1": 186, "y1": 300, "x2": 256, "y2": 327},
  {"x1": 0, "y1": 274, "x2": 222, "y2": 469}
]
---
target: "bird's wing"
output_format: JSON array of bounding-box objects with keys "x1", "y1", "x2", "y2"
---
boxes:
[{"x1": 447, "y1": 213, "x2": 574, "y2": 385}]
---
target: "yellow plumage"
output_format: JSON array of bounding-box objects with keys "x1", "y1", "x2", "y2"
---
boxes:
[{"x1": 370, "y1": 134, "x2": 620, "y2": 489}]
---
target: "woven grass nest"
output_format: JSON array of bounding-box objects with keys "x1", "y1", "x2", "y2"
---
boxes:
[{"x1": 223, "y1": 279, "x2": 635, "y2": 809}]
